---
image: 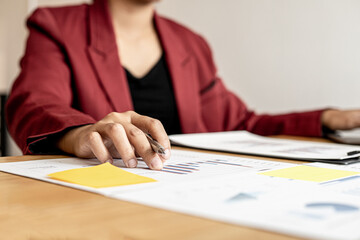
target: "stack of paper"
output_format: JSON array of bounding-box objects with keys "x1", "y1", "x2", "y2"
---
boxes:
[{"x1": 170, "y1": 131, "x2": 360, "y2": 164}]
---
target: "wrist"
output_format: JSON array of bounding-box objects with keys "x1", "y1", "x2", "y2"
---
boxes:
[
  {"x1": 321, "y1": 109, "x2": 338, "y2": 130},
  {"x1": 56, "y1": 125, "x2": 92, "y2": 154}
]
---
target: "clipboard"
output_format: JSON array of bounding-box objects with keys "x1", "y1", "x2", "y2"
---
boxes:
[{"x1": 170, "y1": 131, "x2": 360, "y2": 165}]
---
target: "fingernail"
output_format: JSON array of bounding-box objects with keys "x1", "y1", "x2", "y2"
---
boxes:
[
  {"x1": 164, "y1": 149, "x2": 171, "y2": 159},
  {"x1": 127, "y1": 159, "x2": 137, "y2": 168},
  {"x1": 160, "y1": 149, "x2": 171, "y2": 163},
  {"x1": 150, "y1": 156, "x2": 163, "y2": 170}
]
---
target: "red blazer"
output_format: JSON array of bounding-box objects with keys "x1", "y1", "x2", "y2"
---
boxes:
[{"x1": 6, "y1": 0, "x2": 323, "y2": 154}]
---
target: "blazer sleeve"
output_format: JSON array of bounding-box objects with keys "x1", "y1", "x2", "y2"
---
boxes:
[
  {"x1": 196, "y1": 35, "x2": 324, "y2": 137},
  {"x1": 6, "y1": 9, "x2": 96, "y2": 154}
]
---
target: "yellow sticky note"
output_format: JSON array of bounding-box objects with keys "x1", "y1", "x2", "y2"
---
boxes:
[
  {"x1": 258, "y1": 165, "x2": 359, "y2": 182},
  {"x1": 48, "y1": 163, "x2": 156, "y2": 188}
]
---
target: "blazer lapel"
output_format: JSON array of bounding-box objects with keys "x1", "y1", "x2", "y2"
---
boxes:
[
  {"x1": 87, "y1": 0, "x2": 133, "y2": 112},
  {"x1": 154, "y1": 15, "x2": 200, "y2": 133},
  {"x1": 87, "y1": 1, "x2": 199, "y2": 132}
]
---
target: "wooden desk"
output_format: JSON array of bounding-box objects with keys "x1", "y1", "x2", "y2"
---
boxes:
[{"x1": 0, "y1": 137, "x2": 328, "y2": 240}]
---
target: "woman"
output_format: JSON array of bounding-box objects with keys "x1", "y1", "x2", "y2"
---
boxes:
[{"x1": 6, "y1": 0, "x2": 360, "y2": 170}]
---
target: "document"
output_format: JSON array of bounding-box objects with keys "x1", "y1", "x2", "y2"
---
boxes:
[
  {"x1": 0, "y1": 150, "x2": 290, "y2": 194},
  {"x1": 258, "y1": 165, "x2": 359, "y2": 182},
  {"x1": 169, "y1": 131, "x2": 360, "y2": 164},
  {"x1": 328, "y1": 128, "x2": 360, "y2": 145},
  {"x1": 1, "y1": 150, "x2": 360, "y2": 240}
]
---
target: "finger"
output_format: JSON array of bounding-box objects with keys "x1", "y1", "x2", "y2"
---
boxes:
[
  {"x1": 88, "y1": 131, "x2": 113, "y2": 164},
  {"x1": 123, "y1": 123, "x2": 163, "y2": 170},
  {"x1": 130, "y1": 113, "x2": 171, "y2": 161},
  {"x1": 98, "y1": 123, "x2": 138, "y2": 168}
]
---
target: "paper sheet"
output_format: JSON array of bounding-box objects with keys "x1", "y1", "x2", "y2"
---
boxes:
[
  {"x1": 258, "y1": 165, "x2": 360, "y2": 182},
  {"x1": 48, "y1": 162, "x2": 156, "y2": 188},
  {"x1": 169, "y1": 131, "x2": 360, "y2": 163},
  {"x1": 329, "y1": 128, "x2": 360, "y2": 145}
]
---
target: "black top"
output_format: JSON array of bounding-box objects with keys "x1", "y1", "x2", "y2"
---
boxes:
[{"x1": 125, "y1": 55, "x2": 182, "y2": 135}]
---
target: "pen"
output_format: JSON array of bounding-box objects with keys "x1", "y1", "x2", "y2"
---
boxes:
[
  {"x1": 347, "y1": 150, "x2": 360, "y2": 156},
  {"x1": 145, "y1": 133, "x2": 166, "y2": 156}
]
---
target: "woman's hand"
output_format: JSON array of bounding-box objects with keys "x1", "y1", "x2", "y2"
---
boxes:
[
  {"x1": 321, "y1": 109, "x2": 360, "y2": 131},
  {"x1": 57, "y1": 111, "x2": 171, "y2": 170}
]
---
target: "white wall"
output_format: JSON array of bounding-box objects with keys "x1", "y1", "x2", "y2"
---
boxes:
[
  {"x1": 0, "y1": 0, "x2": 30, "y2": 156},
  {"x1": 0, "y1": 0, "x2": 28, "y2": 93},
  {"x1": 1, "y1": 0, "x2": 360, "y2": 155},
  {"x1": 157, "y1": 0, "x2": 360, "y2": 113}
]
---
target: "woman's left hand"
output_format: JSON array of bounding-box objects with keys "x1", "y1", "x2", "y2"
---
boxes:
[{"x1": 321, "y1": 109, "x2": 360, "y2": 130}]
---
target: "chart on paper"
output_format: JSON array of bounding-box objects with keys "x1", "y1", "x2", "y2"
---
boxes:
[
  {"x1": 115, "y1": 150, "x2": 294, "y2": 182},
  {"x1": 161, "y1": 158, "x2": 256, "y2": 175}
]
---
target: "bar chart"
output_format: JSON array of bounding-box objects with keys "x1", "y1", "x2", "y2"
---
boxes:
[{"x1": 162, "y1": 159, "x2": 254, "y2": 175}]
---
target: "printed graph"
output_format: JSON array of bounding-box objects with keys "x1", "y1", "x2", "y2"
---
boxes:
[{"x1": 162, "y1": 159, "x2": 253, "y2": 175}]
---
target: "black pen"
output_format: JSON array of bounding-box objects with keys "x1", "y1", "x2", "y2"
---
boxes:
[
  {"x1": 347, "y1": 150, "x2": 360, "y2": 156},
  {"x1": 145, "y1": 133, "x2": 166, "y2": 156}
]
